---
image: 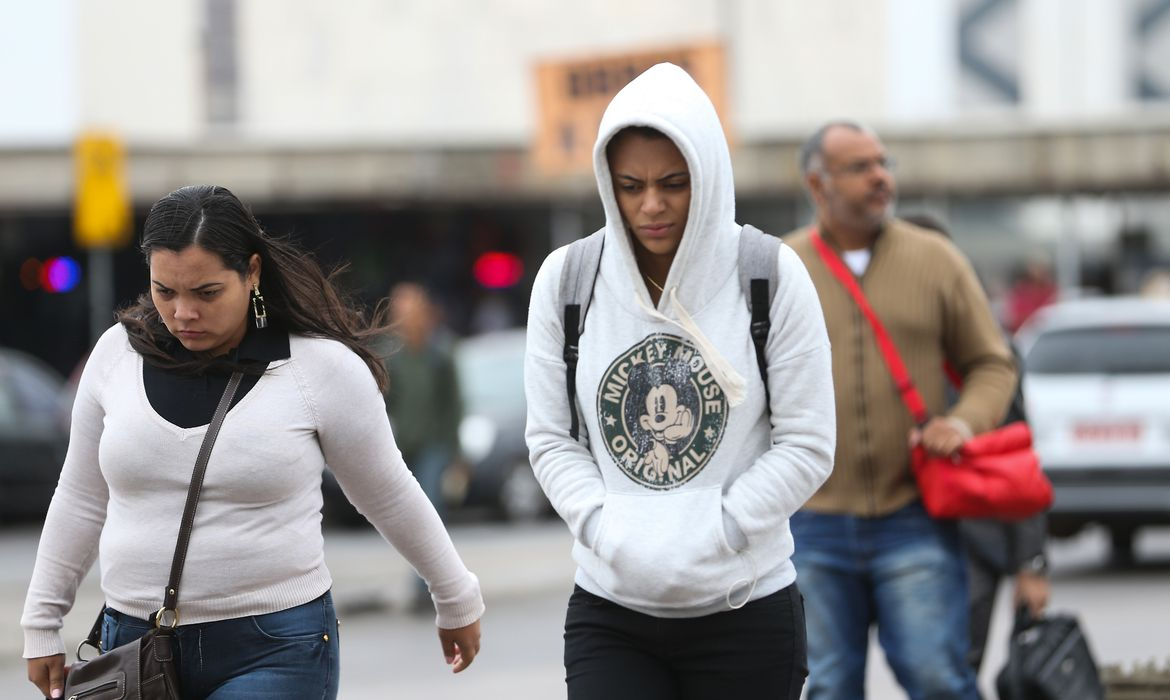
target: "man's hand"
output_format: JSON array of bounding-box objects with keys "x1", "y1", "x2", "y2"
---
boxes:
[
  {"x1": 909, "y1": 416, "x2": 971, "y2": 457},
  {"x1": 27, "y1": 653, "x2": 66, "y2": 699},
  {"x1": 1014, "y1": 571, "x2": 1050, "y2": 617},
  {"x1": 438, "y1": 619, "x2": 481, "y2": 673}
]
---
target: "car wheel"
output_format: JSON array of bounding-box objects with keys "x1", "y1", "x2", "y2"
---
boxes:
[{"x1": 499, "y1": 461, "x2": 548, "y2": 522}]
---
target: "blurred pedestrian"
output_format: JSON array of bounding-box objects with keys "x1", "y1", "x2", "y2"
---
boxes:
[
  {"x1": 902, "y1": 212, "x2": 1051, "y2": 682},
  {"x1": 22, "y1": 185, "x2": 483, "y2": 700},
  {"x1": 524, "y1": 63, "x2": 835, "y2": 698},
  {"x1": 785, "y1": 122, "x2": 1018, "y2": 699},
  {"x1": 1004, "y1": 258, "x2": 1058, "y2": 332},
  {"x1": 383, "y1": 281, "x2": 464, "y2": 612}
]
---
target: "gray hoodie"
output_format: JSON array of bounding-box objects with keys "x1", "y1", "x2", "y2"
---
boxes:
[{"x1": 524, "y1": 63, "x2": 835, "y2": 617}]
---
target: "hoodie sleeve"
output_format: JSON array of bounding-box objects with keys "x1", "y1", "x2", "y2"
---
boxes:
[
  {"x1": 723, "y1": 245, "x2": 836, "y2": 537},
  {"x1": 524, "y1": 247, "x2": 608, "y2": 547}
]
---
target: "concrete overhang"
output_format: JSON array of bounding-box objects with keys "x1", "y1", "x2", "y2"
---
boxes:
[{"x1": 1, "y1": 121, "x2": 1168, "y2": 210}]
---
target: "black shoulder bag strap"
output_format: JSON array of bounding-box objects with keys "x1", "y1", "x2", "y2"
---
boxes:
[{"x1": 78, "y1": 371, "x2": 244, "y2": 658}]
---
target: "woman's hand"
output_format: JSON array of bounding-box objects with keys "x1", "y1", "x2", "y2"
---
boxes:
[
  {"x1": 438, "y1": 619, "x2": 481, "y2": 673},
  {"x1": 27, "y1": 653, "x2": 66, "y2": 699}
]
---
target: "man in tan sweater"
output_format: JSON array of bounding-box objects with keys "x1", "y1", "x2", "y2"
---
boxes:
[{"x1": 785, "y1": 121, "x2": 1016, "y2": 700}]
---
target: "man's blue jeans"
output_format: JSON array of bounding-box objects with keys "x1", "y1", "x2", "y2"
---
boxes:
[
  {"x1": 790, "y1": 502, "x2": 979, "y2": 700},
  {"x1": 101, "y1": 591, "x2": 339, "y2": 699}
]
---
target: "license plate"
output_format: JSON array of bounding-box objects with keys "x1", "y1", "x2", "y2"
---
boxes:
[{"x1": 1072, "y1": 422, "x2": 1143, "y2": 441}]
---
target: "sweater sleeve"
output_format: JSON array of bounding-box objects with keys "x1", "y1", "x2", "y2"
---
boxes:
[
  {"x1": 523, "y1": 247, "x2": 608, "y2": 547},
  {"x1": 722, "y1": 245, "x2": 836, "y2": 537},
  {"x1": 21, "y1": 326, "x2": 123, "y2": 659},
  {"x1": 299, "y1": 342, "x2": 483, "y2": 630},
  {"x1": 940, "y1": 246, "x2": 1018, "y2": 434}
]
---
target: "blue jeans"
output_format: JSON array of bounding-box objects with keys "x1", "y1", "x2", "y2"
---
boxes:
[
  {"x1": 101, "y1": 591, "x2": 340, "y2": 699},
  {"x1": 564, "y1": 584, "x2": 807, "y2": 699},
  {"x1": 790, "y1": 502, "x2": 978, "y2": 700}
]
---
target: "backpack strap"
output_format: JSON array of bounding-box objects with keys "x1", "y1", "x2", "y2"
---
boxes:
[
  {"x1": 737, "y1": 225, "x2": 782, "y2": 405},
  {"x1": 559, "y1": 229, "x2": 605, "y2": 441}
]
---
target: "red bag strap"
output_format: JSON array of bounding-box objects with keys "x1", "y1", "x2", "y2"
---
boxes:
[{"x1": 810, "y1": 228, "x2": 931, "y2": 425}]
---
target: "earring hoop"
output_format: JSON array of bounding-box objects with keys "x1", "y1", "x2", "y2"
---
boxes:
[{"x1": 251, "y1": 284, "x2": 268, "y2": 329}]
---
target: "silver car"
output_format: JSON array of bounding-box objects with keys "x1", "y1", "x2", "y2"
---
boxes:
[
  {"x1": 1016, "y1": 296, "x2": 1170, "y2": 562},
  {"x1": 0, "y1": 347, "x2": 70, "y2": 522}
]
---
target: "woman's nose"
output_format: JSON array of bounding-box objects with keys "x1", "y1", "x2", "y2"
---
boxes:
[
  {"x1": 173, "y1": 300, "x2": 198, "y2": 320},
  {"x1": 642, "y1": 190, "x2": 666, "y2": 214}
]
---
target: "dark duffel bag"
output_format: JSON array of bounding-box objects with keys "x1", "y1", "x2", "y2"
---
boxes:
[{"x1": 996, "y1": 604, "x2": 1104, "y2": 700}]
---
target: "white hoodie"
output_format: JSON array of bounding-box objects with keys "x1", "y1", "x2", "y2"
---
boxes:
[{"x1": 524, "y1": 63, "x2": 835, "y2": 617}]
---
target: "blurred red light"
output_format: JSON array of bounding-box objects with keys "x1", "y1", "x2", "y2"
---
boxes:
[
  {"x1": 473, "y1": 251, "x2": 524, "y2": 289},
  {"x1": 20, "y1": 258, "x2": 42, "y2": 291}
]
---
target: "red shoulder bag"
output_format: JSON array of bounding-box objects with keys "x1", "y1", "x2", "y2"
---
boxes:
[{"x1": 810, "y1": 230, "x2": 1053, "y2": 520}]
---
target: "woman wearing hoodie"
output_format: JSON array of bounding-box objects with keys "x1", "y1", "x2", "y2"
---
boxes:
[{"x1": 524, "y1": 63, "x2": 836, "y2": 698}]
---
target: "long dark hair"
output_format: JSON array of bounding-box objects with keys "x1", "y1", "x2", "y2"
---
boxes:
[{"x1": 116, "y1": 184, "x2": 390, "y2": 390}]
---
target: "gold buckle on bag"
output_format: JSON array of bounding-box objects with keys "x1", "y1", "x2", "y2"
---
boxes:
[{"x1": 154, "y1": 606, "x2": 179, "y2": 629}]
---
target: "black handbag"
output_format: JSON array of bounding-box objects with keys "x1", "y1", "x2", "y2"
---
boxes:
[
  {"x1": 996, "y1": 604, "x2": 1105, "y2": 700},
  {"x1": 63, "y1": 372, "x2": 243, "y2": 700}
]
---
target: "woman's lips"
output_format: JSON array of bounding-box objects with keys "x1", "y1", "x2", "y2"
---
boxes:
[{"x1": 639, "y1": 223, "x2": 672, "y2": 237}]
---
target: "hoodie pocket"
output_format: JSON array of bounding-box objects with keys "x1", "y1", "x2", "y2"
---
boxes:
[{"x1": 590, "y1": 486, "x2": 747, "y2": 609}]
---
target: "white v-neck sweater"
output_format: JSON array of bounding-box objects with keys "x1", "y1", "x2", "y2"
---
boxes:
[{"x1": 22, "y1": 324, "x2": 483, "y2": 658}]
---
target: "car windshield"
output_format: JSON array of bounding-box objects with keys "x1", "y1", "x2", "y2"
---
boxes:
[
  {"x1": 456, "y1": 336, "x2": 526, "y2": 416},
  {"x1": 1025, "y1": 325, "x2": 1170, "y2": 374}
]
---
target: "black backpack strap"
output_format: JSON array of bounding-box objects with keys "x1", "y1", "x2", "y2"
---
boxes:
[
  {"x1": 559, "y1": 229, "x2": 605, "y2": 441},
  {"x1": 737, "y1": 225, "x2": 783, "y2": 406}
]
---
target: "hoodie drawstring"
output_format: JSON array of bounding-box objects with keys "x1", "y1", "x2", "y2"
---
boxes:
[
  {"x1": 726, "y1": 550, "x2": 758, "y2": 609},
  {"x1": 634, "y1": 287, "x2": 747, "y2": 407}
]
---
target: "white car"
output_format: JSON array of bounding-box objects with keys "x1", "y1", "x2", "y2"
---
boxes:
[{"x1": 1016, "y1": 296, "x2": 1170, "y2": 562}]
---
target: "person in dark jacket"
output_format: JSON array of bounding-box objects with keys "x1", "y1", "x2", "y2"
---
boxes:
[{"x1": 901, "y1": 213, "x2": 1050, "y2": 678}]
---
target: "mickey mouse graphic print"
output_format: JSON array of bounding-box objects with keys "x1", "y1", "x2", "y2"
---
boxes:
[{"x1": 597, "y1": 334, "x2": 727, "y2": 490}]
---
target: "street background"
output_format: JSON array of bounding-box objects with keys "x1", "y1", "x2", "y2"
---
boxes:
[
  {"x1": 1, "y1": 520, "x2": 1167, "y2": 699},
  {"x1": 3, "y1": 1, "x2": 1170, "y2": 697}
]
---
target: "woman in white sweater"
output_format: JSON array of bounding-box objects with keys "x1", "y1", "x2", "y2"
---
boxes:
[
  {"x1": 23, "y1": 184, "x2": 483, "y2": 699},
  {"x1": 524, "y1": 63, "x2": 836, "y2": 698}
]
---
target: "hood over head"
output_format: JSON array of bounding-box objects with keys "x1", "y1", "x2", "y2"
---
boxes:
[
  {"x1": 593, "y1": 62, "x2": 739, "y2": 314},
  {"x1": 592, "y1": 63, "x2": 747, "y2": 406}
]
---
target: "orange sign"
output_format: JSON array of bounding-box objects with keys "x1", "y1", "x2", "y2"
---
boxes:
[{"x1": 533, "y1": 43, "x2": 729, "y2": 176}]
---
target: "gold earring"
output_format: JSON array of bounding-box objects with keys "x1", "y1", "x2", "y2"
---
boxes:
[{"x1": 251, "y1": 284, "x2": 268, "y2": 329}]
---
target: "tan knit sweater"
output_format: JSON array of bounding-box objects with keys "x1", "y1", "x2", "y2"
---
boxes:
[{"x1": 786, "y1": 219, "x2": 1017, "y2": 517}]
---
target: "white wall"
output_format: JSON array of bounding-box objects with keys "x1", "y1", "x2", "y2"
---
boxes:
[
  {"x1": 0, "y1": 0, "x2": 1164, "y2": 146},
  {"x1": 886, "y1": 0, "x2": 959, "y2": 123},
  {"x1": 734, "y1": 1, "x2": 891, "y2": 138},
  {"x1": 0, "y1": 0, "x2": 76, "y2": 145},
  {"x1": 76, "y1": 0, "x2": 203, "y2": 141},
  {"x1": 237, "y1": 0, "x2": 721, "y2": 144},
  {"x1": 1021, "y1": 0, "x2": 1129, "y2": 120}
]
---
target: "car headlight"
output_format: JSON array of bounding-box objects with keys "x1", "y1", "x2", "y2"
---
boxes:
[{"x1": 459, "y1": 414, "x2": 498, "y2": 464}]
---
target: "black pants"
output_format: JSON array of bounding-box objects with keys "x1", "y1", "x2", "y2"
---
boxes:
[
  {"x1": 564, "y1": 583, "x2": 807, "y2": 699},
  {"x1": 967, "y1": 555, "x2": 1000, "y2": 675}
]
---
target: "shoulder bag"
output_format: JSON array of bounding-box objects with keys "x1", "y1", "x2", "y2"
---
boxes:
[
  {"x1": 62, "y1": 371, "x2": 243, "y2": 700},
  {"x1": 810, "y1": 230, "x2": 1053, "y2": 520}
]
